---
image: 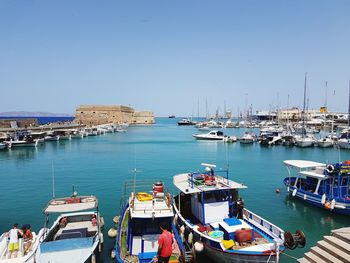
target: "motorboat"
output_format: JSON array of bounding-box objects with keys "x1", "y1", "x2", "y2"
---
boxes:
[
  {"x1": 29, "y1": 131, "x2": 46, "y2": 144},
  {"x1": 0, "y1": 143, "x2": 6, "y2": 150},
  {"x1": 283, "y1": 160, "x2": 350, "y2": 215},
  {"x1": 172, "y1": 163, "x2": 303, "y2": 263},
  {"x1": 115, "y1": 181, "x2": 184, "y2": 263},
  {"x1": 239, "y1": 132, "x2": 256, "y2": 144},
  {"x1": 177, "y1": 118, "x2": 195, "y2": 126},
  {"x1": 193, "y1": 130, "x2": 225, "y2": 140},
  {"x1": 0, "y1": 227, "x2": 46, "y2": 262},
  {"x1": 36, "y1": 193, "x2": 104, "y2": 263}
]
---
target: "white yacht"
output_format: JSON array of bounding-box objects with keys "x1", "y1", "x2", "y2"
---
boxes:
[{"x1": 193, "y1": 130, "x2": 225, "y2": 140}]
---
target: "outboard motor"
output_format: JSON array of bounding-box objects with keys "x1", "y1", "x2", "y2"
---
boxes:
[{"x1": 284, "y1": 230, "x2": 306, "y2": 250}]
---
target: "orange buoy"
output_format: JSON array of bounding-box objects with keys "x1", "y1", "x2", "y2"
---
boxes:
[
  {"x1": 325, "y1": 201, "x2": 331, "y2": 210},
  {"x1": 275, "y1": 188, "x2": 281, "y2": 194}
]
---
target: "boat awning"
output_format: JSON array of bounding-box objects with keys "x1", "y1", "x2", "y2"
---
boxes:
[
  {"x1": 173, "y1": 173, "x2": 247, "y2": 194},
  {"x1": 44, "y1": 196, "x2": 98, "y2": 213},
  {"x1": 283, "y1": 160, "x2": 326, "y2": 169}
]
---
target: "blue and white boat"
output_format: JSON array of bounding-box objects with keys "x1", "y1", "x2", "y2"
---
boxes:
[
  {"x1": 173, "y1": 163, "x2": 288, "y2": 263},
  {"x1": 115, "y1": 181, "x2": 184, "y2": 263},
  {"x1": 36, "y1": 194, "x2": 103, "y2": 263},
  {"x1": 283, "y1": 160, "x2": 350, "y2": 215}
]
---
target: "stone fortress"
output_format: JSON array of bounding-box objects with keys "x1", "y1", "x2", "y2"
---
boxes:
[{"x1": 75, "y1": 105, "x2": 155, "y2": 126}]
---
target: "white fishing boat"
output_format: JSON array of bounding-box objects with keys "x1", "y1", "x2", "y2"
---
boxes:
[
  {"x1": 11, "y1": 139, "x2": 38, "y2": 148},
  {"x1": 173, "y1": 163, "x2": 305, "y2": 263},
  {"x1": 36, "y1": 193, "x2": 104, "y2": 263},
  {"x1": 0, "y1": 227, "x2": 46, "y2": 263},
  {"x1": 193, "y1": 130, "x2": 225, "y2": 140}
]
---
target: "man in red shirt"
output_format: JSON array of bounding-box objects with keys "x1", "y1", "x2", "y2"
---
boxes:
[{"x1": 156, "y1": 221, "x2": 173, "y2": 263}]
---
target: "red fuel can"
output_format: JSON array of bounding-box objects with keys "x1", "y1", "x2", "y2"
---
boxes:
[{"x1": 235, "y1": 228, "x2": 253, "y2": 243}]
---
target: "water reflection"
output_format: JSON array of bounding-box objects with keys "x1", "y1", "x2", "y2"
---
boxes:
[{"x1": 7, "y1": 147, "x2": 38, "y2": 161}]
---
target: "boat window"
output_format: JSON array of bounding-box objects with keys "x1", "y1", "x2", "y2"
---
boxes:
[
  {"x1": 203, "y1": 190, "x2": 229, "y2": 203},
  {"x1": 217, "y1": 131, "x2": 223, "y2": 136}
]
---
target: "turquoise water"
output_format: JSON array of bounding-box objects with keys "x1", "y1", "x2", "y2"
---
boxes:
[{"x1": 0, "y1": 118, "x2": 349, "y2": 262}]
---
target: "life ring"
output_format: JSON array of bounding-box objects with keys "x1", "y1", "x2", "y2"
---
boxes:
[
  {"x1": 324, "y1": 201, "x2": 331, "y2": 210},
  {"x1": 50, "y1": 200, "x2": 66, "y2": 205},
  {"x1": 136, "y1": 192, "x2": 153, "y2": 201},
  {"x1": 326, "y1": 164, "x2": 334, "y2": 174},
  {"x1": 81, "y1": 197, "x2": 96, "y2": 203}
]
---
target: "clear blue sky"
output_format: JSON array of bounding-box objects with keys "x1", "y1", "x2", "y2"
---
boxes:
[{"x1": 1, "y1": 0, "x2": 349, "y2": 116}]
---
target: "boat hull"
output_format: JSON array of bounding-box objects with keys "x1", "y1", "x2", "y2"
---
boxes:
[
  {"x1": 338, "y1": 139, "x2": 350, "y2": 149},
  {"x1": 204, "y1": 244, "x2": 278, "y2": 263},
  {"x1": 284, "y1": 180, "x2": 350, "y2": 215}
]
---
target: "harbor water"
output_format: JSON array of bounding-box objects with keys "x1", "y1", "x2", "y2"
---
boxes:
[{"x1": 0, "y1": 117, "x2": 349, "y2": 262}]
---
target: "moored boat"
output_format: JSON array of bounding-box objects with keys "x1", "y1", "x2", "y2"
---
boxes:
[
  {"x1": 0, "y1": 226, "x2": 46, "y2": 263},
  {"x1": 193, "y1": 130, "x2": 225, "y2": 140},
  {"x1": 239, "y1": 132, "x2": 256, "y2": 144},
  {"x1": 115, "y1": 181, "x2": 184, "y2": 263},
  {"x1": 36, "y1": 193, "x2": 104, "y2": 263},
  {"x1": 173, "y1": 163, "x2": 296, "y2": 263},
  {"x1": 283, "y1": 160, "x2": 350, "y2": 215}
]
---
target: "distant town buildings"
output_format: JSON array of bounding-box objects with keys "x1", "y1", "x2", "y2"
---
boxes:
[{"x1": 75, "y1": 105, "x2": 155, "y2": 126}]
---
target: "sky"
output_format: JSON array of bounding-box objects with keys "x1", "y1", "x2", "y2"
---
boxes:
[{"x1": 0, "y1": 0, "x2": 350, "y2": 116}]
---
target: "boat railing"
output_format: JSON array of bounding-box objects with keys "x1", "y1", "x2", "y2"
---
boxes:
[
  {"x1": 243, "y1": 208, "x2": 285, "y2": 242},
  {"x1": 119, "y1": 180, "x2": 172, "y2": 213}
]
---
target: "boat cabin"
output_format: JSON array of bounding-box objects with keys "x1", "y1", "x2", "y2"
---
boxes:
[{"x1": 173, "y1": 164, "x2": 247, "y2": 226}]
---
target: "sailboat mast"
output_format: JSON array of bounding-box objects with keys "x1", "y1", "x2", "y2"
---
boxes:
[
  {"x1": 348, "y1": 80, "x2": 350, "y2": 127},
  {"x1": 302, "y1": 73, "x2": 307, "y2": 137}
]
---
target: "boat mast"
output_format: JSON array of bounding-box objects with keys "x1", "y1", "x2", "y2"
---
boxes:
[
  {"x1": 302, "y1": 73, "x2": 307, "y2": 138},
  {"x1": 348, "y1": 79, "x2": 350, "y2": 127}
]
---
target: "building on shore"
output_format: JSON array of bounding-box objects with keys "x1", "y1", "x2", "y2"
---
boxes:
[{"x1": 75, "y1": 105, "x2": 155, "y2": 126}]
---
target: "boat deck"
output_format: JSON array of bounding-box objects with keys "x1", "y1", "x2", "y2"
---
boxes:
[{"x1": 54, "y1": 221, "x2": 98, "y2": 240}]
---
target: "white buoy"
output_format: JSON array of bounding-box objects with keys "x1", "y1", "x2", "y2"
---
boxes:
[
  {"x1": 111, "y1": 249, "x2": 116, "y2": 259},
  {"x1": 91, "y1": 254, "x2": 96, "y2": 263},
  {"x1": 331, "y1": 199, "x2": 336, "y2": 210},
  {"x1": 292, "y1": 188, "x2": 297, "y2": 197},
  {"x1": 303, "y1": 194, "x2": 307, "y2": 200},
  {"x1": 194, "y1": 241, "x2": 204, "y2": 252},
  {"x1": 321, "y1": 194, "x2": 326, "y2": 204},
  {"x1": 188, "y1": 232, "x2": 193, "y2": 244},
  {"x1": 100, "y1": 216, "x2": 105, "y2": 228},
  {"x1": 100, "y1": 233, "x2": 104, "y2": 244},
  {"x1": 113, "y1": 216, "x2": 120, "y2": 224},
  {"x1": 108, "y1": 227, "x2": 117, "y2": 238}
]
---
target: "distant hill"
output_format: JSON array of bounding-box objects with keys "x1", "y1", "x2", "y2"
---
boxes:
[{"x1": 0, "y1": 111, "x2": 74, "y2": 117}]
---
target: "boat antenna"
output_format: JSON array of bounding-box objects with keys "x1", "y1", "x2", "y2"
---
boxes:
[{"x1": 52, "y1": 161, "x2": 55, "y2": 198}]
